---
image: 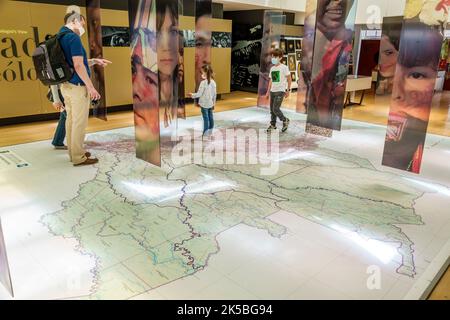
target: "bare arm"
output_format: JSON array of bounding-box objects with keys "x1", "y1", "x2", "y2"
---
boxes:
[
  {"x1": 286, "y1": 74, "x2": 292, "y2": 97},
  {"x1": 266, "y1": 79, "x2": 272, "y2": 96},
  {"x1": 72, "y1": 56, "x2": 100, "y2": 100},
  {"x1": 88, "y1": 58, "x2": 112, "y2": 67}
]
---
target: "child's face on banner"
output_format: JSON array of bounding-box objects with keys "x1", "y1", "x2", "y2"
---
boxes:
[
  {"x1": 391, "y1": 63, "x2": 436, "y2": 122},
  {"x1": 131, "y1": 38, "x2": 159, "y2": 130}
]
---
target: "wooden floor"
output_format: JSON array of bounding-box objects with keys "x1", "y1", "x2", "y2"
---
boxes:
[{"x1": 0, "y1": 90, "x2": 449, "y2": 299}]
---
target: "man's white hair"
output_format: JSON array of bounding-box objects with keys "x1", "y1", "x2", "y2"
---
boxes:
[
  {"x1": 65, "y1": 5, "x2": 82, "y2": 24},
  {"x1": 66, "y1": 5, "x2": 81, "y2": 15}
]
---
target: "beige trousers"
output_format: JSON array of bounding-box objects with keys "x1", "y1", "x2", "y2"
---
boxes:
[{"x1": 60, "y1": 83, "x2": 90, "y2": 165}]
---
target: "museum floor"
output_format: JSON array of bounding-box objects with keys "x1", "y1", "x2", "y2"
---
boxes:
[{"x1": 0, "y1": 91, "x2": 449, "y2": 300}]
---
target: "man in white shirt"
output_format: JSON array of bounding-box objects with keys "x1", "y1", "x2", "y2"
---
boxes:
[{"x1": 265, "y1": 48, "x2": 291, "y2": 132}]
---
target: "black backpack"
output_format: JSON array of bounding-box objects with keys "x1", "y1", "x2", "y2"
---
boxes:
[{"x1": 32, "y1": 31, "x2": 74, "y2": 86}]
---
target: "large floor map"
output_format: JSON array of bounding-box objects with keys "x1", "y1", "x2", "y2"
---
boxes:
[{"x1": 0, "y1": 107, "x2": 449, "y2": 299}]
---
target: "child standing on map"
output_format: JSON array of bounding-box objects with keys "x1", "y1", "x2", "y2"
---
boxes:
[
  {"x1": 265, "y1": 48, "x2": 291, "y2": 133},
  {"x1": 189, "y1": 64, "x2": 217, "y2": 136}
]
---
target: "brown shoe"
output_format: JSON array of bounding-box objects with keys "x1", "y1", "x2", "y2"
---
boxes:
[
  {"x1": 74, "y1": 158, "x2": 99, "y2": 167},
  {"x1": 85, "y1": 152, "x2": 91, "y2": 158}
]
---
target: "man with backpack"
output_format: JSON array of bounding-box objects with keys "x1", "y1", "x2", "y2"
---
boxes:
[{"x1": 58, "y1": 11, "x2": 110, "y2": 166}]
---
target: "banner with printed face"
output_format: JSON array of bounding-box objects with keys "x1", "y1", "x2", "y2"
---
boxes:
[
  {"x1": 296, "y1": 0, "x2": 318, "y2": 114},
  {"x1": 0, "y1": 218, "x2": 13, "y2": 297},
  {"x1": 129, "y1": 0, "x2": 161, "y2": 166},
  {"x1": 86, "y1": 0, "x2": 107, "y2": 120},
  {"x1": 376, "y1": 17, "x2": 403, "y2": 96},
  {"x1": 178, "y1": 30, "x2": 186, "y2": 119},
  {"x1": 305, "y1": 0, "x2": 357, "y2": 134},
  {"x1": 257, "y1": 11, "x2": 286, "y2": 108},
  {"x1": 382, "y1": 0, "x2": 446, "y2": 174},
  {"x1": 195, "y1": 0, "x2": 212, "y2": 92},
  {"x1": 156, "y1": 0, "x2": 179, "y2": 128}
]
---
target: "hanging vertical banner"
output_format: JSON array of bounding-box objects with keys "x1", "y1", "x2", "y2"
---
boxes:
[
  {"x1": 376, "y1": 17, "x2": 403, "y2": 96},
  {"x1": 129, "y1": 0, "x2": 161, "y2": 166},
  {"x1": 382, "y1": 0, "x2": 446, "y2": 174},
  {"x1": 257, "y1": 11, "x2": 286, "y2": 108},
  {"x1": 178, "y1": 30, "x2": 187, "y2": 119},
  {"x1": 86, "y1": 0, "x2": 107, "y2": 120},
  {"x1": 156, "y1": 0, "x2": 179, "y2": 128},
  {"x1": 305, "y1": 0, "x2": 357, "y2": 135},
  {"x1": 296, "y1": 0, "x2": 318, "y2": 114},
  {"x1": 0, "y1": 218, "x2": 13, "y2": 297},
  {"x1": 195, "y1": 0, "x2": 212, "y2": 92}
]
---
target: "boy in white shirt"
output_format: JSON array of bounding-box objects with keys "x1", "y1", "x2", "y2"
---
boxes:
[{"x1": 265, "y1": 48, "x2": 291, "y2": 132}]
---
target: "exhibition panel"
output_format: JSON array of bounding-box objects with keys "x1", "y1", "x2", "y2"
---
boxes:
[
  {"x1": 305, "y1": 0, "x2": 357, "y2": 134},
  {"x1": 296, "y1": 0, "x2": 317, "y2": 113},
  {"x1": 129, "y1": 0, "x2": 161, "y2": 166},
  {"x1": 86, "y1": 0, "x2": 107, "y2": 120},
  {"x1": 382, "y1": 0, "x2": 444, "y2": 174}
]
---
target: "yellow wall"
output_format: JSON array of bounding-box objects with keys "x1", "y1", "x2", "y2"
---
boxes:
[{"x1": 0, "y1": 1, "x2": 232, "y2": 120}]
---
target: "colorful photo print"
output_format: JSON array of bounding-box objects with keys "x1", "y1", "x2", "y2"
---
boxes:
[
  {"x1": 296, "y1": 50, "x2": 302, "y2": 61},
  {"x1": 257, "y1": 11, "x2": 285, "y2": 108},
  {"x1": 306, "y1": 0, "x2": 357, "y2": 132},
  {"x1": 102, "y1": 26, "x2": 130, "y2": 47},
  {"x1": 287, "y1": 39, "x2": 295, "y2": 53},
  {"x1": 86, "y1": 0, "x2": 107, "y2": 120},
  {"x1": 376, "y1": 16, "x2": 403, "y2": 95},
  {"x1": 288, "y1": 54, "x2": 296, "y2": 71},
  {"x1": 295, "y1": 39, "x2": 302, "y2": 50},
  {"x1": 0, "y1": 219, "x2": 13, "y2": 297},
  {"x1": 129, "y1": 0, "x2": 161, "y2": 166},
  {"x1": 382, "y1": 0, "x2": 445, "y2": 174},
  {"x1": 183, "y1": 30, "x2": 196, "y2": 47},
  {"x1": 156, "y1": 0, "x2": 179, "y2": 128},
  {"x1": 195, "y1": 0, "x2": 212, "y2": 91},
  {"x1": 280, "y1": 38, "x2": 287, "y2": 54},
  {"x1": 178, "y1": 30, "x2": 186, "y2": 119},
  {"x1": 296, "y1": 0, "x2": 317, "y2": 114},
  {"x1": 212, "y1": 32, "x2": 232, "y2": 48},
  {"x1": 290, "y1": 72, "x2": 296, "y2": 82}
]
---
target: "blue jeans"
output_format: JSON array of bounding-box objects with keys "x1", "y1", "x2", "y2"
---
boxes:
[
  {"x1": 201, "y1": 107, "x2": 214, "y2": 134},
  {"x1": 52, "y1": 110, "x2": 67, "y2": 147}
]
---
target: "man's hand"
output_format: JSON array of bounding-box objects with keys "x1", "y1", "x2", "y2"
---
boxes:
[
  {"x1": 91, "y1": 58, "x2": 112, "y2": 67},
  {"x1": 87, "y1": 86, "x2": 101, "y2": 101},
  {"x1": 285, "y1": 90, "x2": 290, "y2": 99},
  {"x1": 265, "y1": 91, "x2": 270, "y2": 99},
  {"x1": 53, "y1": 102, "x2": 64, "y2": 111}
]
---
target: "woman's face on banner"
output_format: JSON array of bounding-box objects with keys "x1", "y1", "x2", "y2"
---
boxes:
[
  {"x1": 391, "y1": 63, "x2": 436, "y2": 122},
  {"x1": 379, "y1": 35, "x2": 398, "y2": 78},
  {"x1": 317, "y1": 0, "x2": 347, "y2": 32},
  {"x1": 157, "y1": 7, "x2": 179, "y2": 77},
  {"x1": 131, "y1": 38, "x2": 159, "y2": 130}
]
